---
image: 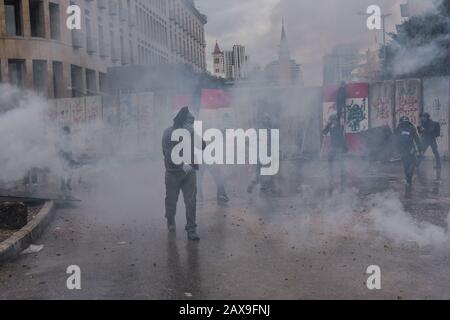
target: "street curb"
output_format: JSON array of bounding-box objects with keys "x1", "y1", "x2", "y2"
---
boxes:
[{"x1": 0, "y1": 201, "x2": 55, "y2": 264}]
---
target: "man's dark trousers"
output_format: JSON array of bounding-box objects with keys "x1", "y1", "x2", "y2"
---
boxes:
[
  {"x1": 421, "y1": 138, "x2": 441, "y2": 169},
  {"x1": 165, "y1": 170, "x2": 197, "y2": 232}
]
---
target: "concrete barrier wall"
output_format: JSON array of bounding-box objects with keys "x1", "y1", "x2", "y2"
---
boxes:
[
  {"x1": 49, "y1": 76, "x2": 450, "y2": 159},
  {"x1": 369, "y1": 81, "x2": 395, "y2": 129}
]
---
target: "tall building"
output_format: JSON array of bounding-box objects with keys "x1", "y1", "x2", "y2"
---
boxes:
[
  {"x1": 167, "y1": 0, "x2": 207, "y2": 73},
  {"x1": 212, "y1": 41, "x2": 225, "y2": 78},
  {"x1": 0, "y1": 0, "x2": 207, "y2": 98},
  {"x1": 263, "y1": 22, "x2": 303, "y2": 87},
  {"x1": 323, "y1": 44, "x2": 362, "y2": 85},
  {"x1": 278, "y1": 21, "x2": 291, "y2": 86},
  {"x1": 212, "y1": 42, "x2": 249, "y2": 81}
]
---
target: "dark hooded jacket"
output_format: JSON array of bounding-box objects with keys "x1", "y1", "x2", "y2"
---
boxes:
[
  {"x1": 162, "y1": 107, "x2": 205, "y2": 172},
  {"x1": 418, "y1": 118, "x2": 440, "y2": 141}
]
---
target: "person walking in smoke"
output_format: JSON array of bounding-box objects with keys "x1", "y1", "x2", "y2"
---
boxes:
[
  {"x1": 198, "y1": 114, "x2": 230, "y2": 206},
  {"x1": 57, "y1": 126, "x2": 74, "y2": 192},
  {"x1": 417, "y1": 112, "x2": 442, "y2": 181},
  {"x1": 394, "y1": 116, "x2": 421, "y2": 193},
  {"x1": 162, "y1": 107, "x2": 205, "y2": 241},
  {"x1": 322, "y1": 113, "x2": 347, "y2": 192},
  {"x1": 247, "y1": 112, "x2": 277, "y2": 195}
]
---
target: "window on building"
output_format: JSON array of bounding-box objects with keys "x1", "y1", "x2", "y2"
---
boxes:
[
  {"x1": 32, "y1": 60, "x2": 47, "y2": 95},
  {"x1": 99, "y1": 72, "x2": 107, "y2": 93},
  {"x1": 5, "y1": 0, "x2": 23, "y2": 36},
  {"x1": 29, "y1": 0, "x2": 45, "y2": 38},
  {"x1": 52, "y1": 61, "x2": 64, "y2": 98},
  {"x1": 70, "y1": 65, "x2": 84, "y2": 97},
  {"x1": 8, "y1": 59, "x2": 25, "y2": 88},
  {"x1": 49, "y1": 2, "x2": 60, "y2": 40},
  {"x1": 86, "y1": 69, "x2": 97, "y2": 96}
]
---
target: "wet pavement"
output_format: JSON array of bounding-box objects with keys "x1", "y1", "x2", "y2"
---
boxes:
[{"x1": 1, "y1": 159, "x2": 450, "y2": 299}]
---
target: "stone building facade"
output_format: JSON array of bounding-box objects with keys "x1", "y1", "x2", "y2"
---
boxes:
[{"x1": 0, "y1": 0, "x2": 206, "y2": 98}]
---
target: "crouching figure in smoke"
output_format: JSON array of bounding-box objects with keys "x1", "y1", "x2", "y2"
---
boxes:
[
  {"x1": 162, "y1": 107, "x2": 205, "y2": 241},
  {"x1": 394, "y1": 116, "x2": 422, "y2": 194},
  {"x1": 322, "y1": 113, "x2": 347, "y2": 193}
]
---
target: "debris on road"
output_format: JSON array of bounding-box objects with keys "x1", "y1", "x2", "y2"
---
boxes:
[{"x1": 21, "y1": 244, "x2": 44, "y2": 255}]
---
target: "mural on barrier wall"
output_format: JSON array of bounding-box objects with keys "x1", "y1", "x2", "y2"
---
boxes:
[
  {"x1": 423, "y1": 77, "x2": 450, "y2": 155},
  {"x1": 323, "y1": 83, "x2": 368, "y2": 154},
  {"x1": 395, "y1": 79, "x2": 421, "y2": 126},
  {"x1": 369, "y1": 81, "x2": 395, "y2": 129}
]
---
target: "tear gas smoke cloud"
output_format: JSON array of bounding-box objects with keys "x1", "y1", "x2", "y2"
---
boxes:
[
  {"x1": 0, "y1": 84, "x2": 61, "y2": 182},
  {"x1": 265, "y1": 187, "x2": 450, "y2": 250}
]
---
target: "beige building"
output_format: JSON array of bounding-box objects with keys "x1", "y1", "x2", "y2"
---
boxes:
[
  {"x1": 0, "y1": 0, "x2": 206, "y2": 98},
  {"x1": 167, "y1": 0, "x2": 207, "y2": 73}
]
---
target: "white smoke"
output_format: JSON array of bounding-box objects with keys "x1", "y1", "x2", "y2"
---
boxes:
[
  {"x1": 0, "y1": 84, "x2": 61, "y2": 183},
  {"x1": 366, "y1": 191, "x2": 449, "y2": 247}
]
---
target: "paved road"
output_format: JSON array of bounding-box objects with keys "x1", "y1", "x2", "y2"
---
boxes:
[{"x1": 1, "y1": 160, "x2": 450, "y2": 299}]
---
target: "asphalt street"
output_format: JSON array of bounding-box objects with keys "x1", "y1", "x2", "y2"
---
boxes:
[{"x1": 1, "y1": 160, "x2": 450, "y2": 299}]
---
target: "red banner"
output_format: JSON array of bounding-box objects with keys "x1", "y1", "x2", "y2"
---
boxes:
[{"x1": 201, "y1": 89, "x2": 232, "y2": 109}]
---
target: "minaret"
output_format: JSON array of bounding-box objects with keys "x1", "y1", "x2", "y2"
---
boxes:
[{"x1": 279, "y1": 19, "x2": 292, "y2": 86}]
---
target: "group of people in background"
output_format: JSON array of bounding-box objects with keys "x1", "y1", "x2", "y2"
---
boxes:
[
  {"x1": 323, "y1": 110, "x2": 442, "y2": 194},
  {"x1": 163, "y1": 102, "x2": 444, "y2": 241}
]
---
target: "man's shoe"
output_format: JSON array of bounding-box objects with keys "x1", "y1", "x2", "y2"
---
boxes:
[
  {"x1": 187, "y1": 231, "x2": 200, "y2": 241},
  {"x1": 167, "y1": 220, "x2": 176, "y2": 233}
]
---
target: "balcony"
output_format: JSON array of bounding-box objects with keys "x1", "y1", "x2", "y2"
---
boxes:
[
  {"x1": 119, "y1": 6, "x2": 128, "y2": 22},
  {"x1": 109, "y1": 0, "x2": 118, "y2": 16},
  {"x1": 99, "y1": 40, "x2": 110, "y2": 58},
  {"x1": 97, "y1": 0, "x2": 107, "y2": 9},
  {"x1": 111, "y1": 45, "x2": 120, "y2": 62},
  {"x1": 128, "y1": 14, "x2": 136, "y2": 27},
  {"x1": 87, "y1": 35, "x2": 98, "y2": 53},
  {"x1": 71, "y1": 29, "x2": 85, "y2": 48},
  {"x1": 121, "y1": 52, "x2": 131, "y2": 66}
]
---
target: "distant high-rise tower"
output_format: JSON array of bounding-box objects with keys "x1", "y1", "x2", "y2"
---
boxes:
[
  {"x1": 263, "y1": 20, "x2": 302, "y2": 87},
  {"x1": 279, "y1": 20, "x2": 292, "y2": 86},
  {"x1": 212, "y1": 42, "x2": 249, "y2": 81}
]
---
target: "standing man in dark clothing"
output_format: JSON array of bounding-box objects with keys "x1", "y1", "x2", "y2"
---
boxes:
[
  {"x1": 322, "y1": 114, "x2": 347, "y2": 191},
  {"x1": 395, "y1": 116, "x2": 421, "y2": 192},
  {"x1": 162, "y1": 107, "x2": 204, "y2": 241},
  {"x1": 417, "y1": 113, "x2": 442, "y2": 181},
  {"x1": 336, "y1": 81, "x2": 347, "y2": 122}
]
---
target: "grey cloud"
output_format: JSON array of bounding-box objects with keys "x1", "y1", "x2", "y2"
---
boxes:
[{"x1": 197, "y1": 0, "x2": 404, "y2": 85}]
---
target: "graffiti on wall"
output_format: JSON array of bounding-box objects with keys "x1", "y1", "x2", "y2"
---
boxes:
[
  {"x1": 369, "y1": 81, "x2": 395, "y2": 128},
  {"x1": 395, "y1": 79, "x2": 421, "y2": 126},
  {"x1": 346, "y1": 98, "x2": 368, "y2": 132},
  {"x1": 85, "y1": 96, "x2": 102, "y2": 122}
]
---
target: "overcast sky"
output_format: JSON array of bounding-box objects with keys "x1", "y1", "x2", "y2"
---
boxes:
[{"x1": 196, "y1": 0, "x2": 406, "y2": 86}]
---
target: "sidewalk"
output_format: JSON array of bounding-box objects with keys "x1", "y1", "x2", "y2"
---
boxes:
[{"x1": 0, "y1": 201, "x2": 55, "y2": 263}]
